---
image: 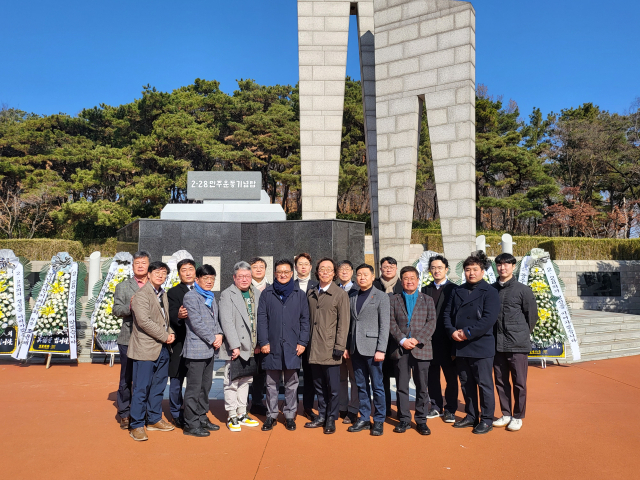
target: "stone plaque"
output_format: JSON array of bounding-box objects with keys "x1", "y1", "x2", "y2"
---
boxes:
[
  {"x1": 187, "y1": 171, "x2": 261, "y2": 201},
  {"x1": 577, "y1": 272, "x2": 622, "y2": 297}
]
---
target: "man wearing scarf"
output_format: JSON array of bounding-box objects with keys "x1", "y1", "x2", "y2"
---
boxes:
[
  {"x1": 257, "y1": 259, "x2": 310, "y2": 431},
  {"x1": 249, "y1": 257, "x2": 269, "y2": 416},
  {"x1": 181, "y1": 265, "x2": 224, "y2": 437}
]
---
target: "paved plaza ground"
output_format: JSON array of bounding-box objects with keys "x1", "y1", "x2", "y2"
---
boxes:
[{"x1": 1, "y1": 356, "x2": 639, "y2": 479}]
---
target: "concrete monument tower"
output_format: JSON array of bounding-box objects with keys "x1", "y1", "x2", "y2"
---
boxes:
[{"x1": 298, "y1": 0, "x2": 476, "y2": 270}]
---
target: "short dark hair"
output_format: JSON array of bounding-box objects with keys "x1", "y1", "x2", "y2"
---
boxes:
[
  {"x1": 380, "y1": 256, "x2": 397, "y2": 266},
  {"x1": 399, "y1": 266, "x2": 419, "y2": 279},
  {"x1": 196, "y1": 264, "x2": 217, "y2": 277},
  {"x1": 314, "y1": 257, "x2": 337, "y2": 282},
  {"x1": 275, "y1": 258, "x2": 294, "y2": 271},
  {"x1": 463, "y1": 251, "x2": 490, "y2": 270},
  {"x1": 495, "y1": 253, "x2": 516, "y2": 265},
  {"x1": 355, "y1": 263, "x2": 374, "y2": 274},
  {"x1": 148, "y1": 261, "x2": 170, "y2": 275},
  {"x1": 177, "y1": 259, "x2": 196, "y2": 271},
  {"x1": 428, "y1": 255, "x2": 449, "y2": 269},
  {"x1": 249, "y1": 257, "x2": 267, "y2": 267},
  {"x1": 133, "y1": 251, "x2": 150, "y2": 261},
  {"x1": 294, "y1": 253, "x2": 312, "y2": 265},
  {"x1": 337, "y1": 260, "x2": 353, "y2": 270}
]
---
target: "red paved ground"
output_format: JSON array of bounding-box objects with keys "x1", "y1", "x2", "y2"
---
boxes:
[{"x1": 1, "y1": 356, "x2": 639, "y2": 480}]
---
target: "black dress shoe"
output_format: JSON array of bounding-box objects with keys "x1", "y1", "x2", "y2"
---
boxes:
[
  {"x1": 393, "y1": 421, "x2": 411, "y2": 433},
  {"x1": 343, "y1": 412, "x2": 357, "y2": 424},
  {"x1": 250, "y1": 404, "x2": 268, "y2": 416},
  {"x1": 285, "y1": 419, "x2": 296, "y2": 431},
  {"x1": 200, "y1": 419, "x2": 220, "y2": 431},
  {"x1": 303, "y1": 409, "x2": 318, "y2": 422},
  {"x1": 304, "y1": 417, "x2": 326, "y2": 428},
  {"x1": 347, "y1": 419, "x2": 371, "y2": 432},
  {"x1": 324, "y1": 418, "x2": 336, "y2": 434},
  {"x1": 370, "y1": 421, "x2": 384, "y2": 436},
  {"x1": 453, "y1": 416, "x2": 476, "y2": 428},
  {"x1": 183, "y1": 427, "x2": 210, "y2": 437},
  {"x1": 262, "y1": 417, "x2": 276, "y2": 431},
  {"x1": 472, "y1": 422, "x2": 493, "y2": 435},
  {"x1": 416, "y1": 423, "x2": 431, "y2": 435}
]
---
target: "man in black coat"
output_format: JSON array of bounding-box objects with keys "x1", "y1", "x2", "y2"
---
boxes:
[
  {"x1": 257, "y1": 259, "x2": 310, "y2": 432},
  {"x1": 372, "y1": 256, "x2": 403, "y2": 418},
  {"x1": 422, "y1": 255, "x2": 459, "y2": 424},
  {"x1": 492, "y1": 253, "x2": 538, "y2": 432},
  {"x1": 166, "y1": 258, "x2": 197, "y2": 428},
  {"x1": 443, "y1": 252, "x2": 500, "y2": 435}
]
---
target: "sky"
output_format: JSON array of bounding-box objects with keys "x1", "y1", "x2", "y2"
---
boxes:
[{"x1": 1, "y1": 0, "x2": 638, "y2": 120}]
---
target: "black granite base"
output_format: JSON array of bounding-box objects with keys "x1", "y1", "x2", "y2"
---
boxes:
[{"x1": 117, "y1": 219, "x2": 365, "y2": 289}]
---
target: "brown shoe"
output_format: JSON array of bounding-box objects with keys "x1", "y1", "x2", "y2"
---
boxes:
[
  {"x1": 120, "y1": 417, "x2": 130, "y2": 430},
  {"x1": 146, "y1": 419, "x2": 175, "y2": 432},
  {"x1": 129, "y1": 427, "x2": 148, "y2": 441}
]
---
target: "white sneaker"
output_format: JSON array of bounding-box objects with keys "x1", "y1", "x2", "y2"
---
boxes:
[
  {"x1": 507, "y1": 418, "x2": 522, "y2": 431},
  {"x1": 238, "y1": 414, "x2": 260, "y2": 427},
  {"x1": 493, "y1": 415, "x2": 512, "y2": 427},
  {"x1": 227, "y1": 417, "x2": 241, "y2": 432}
]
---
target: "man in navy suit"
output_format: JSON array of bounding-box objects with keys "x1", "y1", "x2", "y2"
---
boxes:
[{"x1": 443, "y1": 252, "x2": 500, "y2": 435}]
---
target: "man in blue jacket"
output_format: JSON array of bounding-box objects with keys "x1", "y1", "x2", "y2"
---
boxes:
[
  {"x1": 257, "y1": 259, "x2": 310, "y2": 432},
  {"x1": 443, "y1": 252, "x2": 500, "y2": 435}
]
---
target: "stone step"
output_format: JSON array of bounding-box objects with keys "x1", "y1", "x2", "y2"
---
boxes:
[
  {"x1": 564, "y1": 346, "x2": 640, "y2": 364},
  {"x1": 577, "y1": 329, "x2": 640, "y2": 345},
  {"x1": 576, "y1": 338, "x2": 640, "y2": 355},
  {"x1": 574, "y1": 322, "x2": 640, "y2": 335},
  {"x1": 570, "y1": 313, "x2": 640, "y2": 326}
]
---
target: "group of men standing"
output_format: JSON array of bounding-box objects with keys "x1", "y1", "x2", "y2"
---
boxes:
[{"x1": 113, "y1": 249, "x2": 538, "y2": 441}]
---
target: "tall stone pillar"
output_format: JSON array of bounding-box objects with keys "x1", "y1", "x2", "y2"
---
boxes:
[
  {"x1": 298, "y1": 1, "x2": 377, "y2": 226},
  {"x1": 373, "y1": 0, "x2": 476, "y2": 269}
]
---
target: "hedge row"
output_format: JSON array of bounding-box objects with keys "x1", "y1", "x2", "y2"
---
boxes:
[
  {"x1": 0, "y1": 238, "x2": 118, "y2": 261},
  {"x1": 410, "y1": 230, "x2": 640, "y2": 260}
]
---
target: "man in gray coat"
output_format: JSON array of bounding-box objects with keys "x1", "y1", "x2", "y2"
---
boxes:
[
  {"x1": 112, "y1": 251, "x2": 150, "y2": 430},
  {"x1": 218, "y1": 261, "x2": 262, "y2": 432},
  {"x1": 346, "y1": 264, "x2": 390, "y2": 436},
  {"x1": 181, "y1": 264, "x2": 224, "y2": 437},
  {"x1": 492, "y1": 253, "x2": 538, "y2": 432}
]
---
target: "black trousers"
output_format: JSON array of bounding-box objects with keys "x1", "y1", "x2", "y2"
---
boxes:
[
  {"x1": 456, "y1": 356, "x2": 495, "y2": 425},
  {"x1": 249, "y1": 353, "x2": 265, "y2": 406},
  {"x1": 395, "y1": 353, "x2": 430, "y2": 423},
  {"x1": 382, "y1": 357, "x2": 397, "y2": 415},
  {"x1": 493, "y1": 352, "x2": 528, "y2": 419},
  {"x1": 301, "y1": 351, "x2": 316, "y2": 410},
  {"x1": 117, "y1": 344, "x2": 133, "y2": 419},
  {"x1": 311, "y1": 364, "x2": 341, "y2": 420},
  {"x1": 428, "y1": 349, "x2": 459, "y2": 414},
  {"x1": 184, "y1": 357, "x2": 214, "y2": 430}
]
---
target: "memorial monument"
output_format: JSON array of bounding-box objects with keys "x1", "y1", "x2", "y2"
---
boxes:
[
  {"x1": 298, "y1": 0, "x2": 476, "y2": 270},
  {"x1": 118, "y1": 171, "x2": 364, "y2": 289}
]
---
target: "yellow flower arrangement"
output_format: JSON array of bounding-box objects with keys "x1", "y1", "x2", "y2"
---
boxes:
[{"x1": 0, "y1": 279, "x2": 7, "y2": 293}]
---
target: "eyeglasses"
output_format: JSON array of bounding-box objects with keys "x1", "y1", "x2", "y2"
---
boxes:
[
  {"x1": 318, "y1": 268, "x2": 334, "y2": 274},
  {"x1": 430, "y1": 266, "x2": 445, "y2": 271},
  {"x1": 235, "y1": 274, "x2": 252, "y2": 280},
  {"x1": 338, "y1": 267, "x2": 352, "y2": 273},
  {"x1": 297, "y1": 262, "x2": 311, "y2": 267},
  {"x1": 150, "y1": 271, "x2": 167, "y2": 277},
  {"x1": 275, "y1": 270, "x2": 292, "y2": 276},
  {"x1": 381, "y1": 265, "x2": 396, "y2": 270},
  {"x1": 199, "y1": 276, "x2": 215, "y2": 282}
]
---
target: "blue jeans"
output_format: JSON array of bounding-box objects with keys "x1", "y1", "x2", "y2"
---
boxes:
[
  {"x1": 130, "y1": 347, "x2": 170, "y2": 429},
  {"x1": 351, "y1": 351, "x2": 386, "y2": 423}
]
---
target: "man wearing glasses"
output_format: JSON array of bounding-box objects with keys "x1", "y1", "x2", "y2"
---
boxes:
[
  {"x1": 304, "y1": 258, "x2": 350, "y2": 434},
  {"x1": 336, "y1": 260, "x2": 359, "y2": 424},
  {"x1": 257, "y1": 259, "x2": 310, "y2": 432}
]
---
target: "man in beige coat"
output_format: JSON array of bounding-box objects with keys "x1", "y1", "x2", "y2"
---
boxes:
[
  {"x1": 304, "y1": 258, "x2": 350, "y2": 434},
  {"x1": 128, "y1": 261, "x2": 176, "y2": 441}
]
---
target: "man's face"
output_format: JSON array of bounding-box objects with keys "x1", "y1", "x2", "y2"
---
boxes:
[
  {"x1": 178, "y1": 264, "x2": 196, "y2": 284},
  {"x1": 381, "y1": 261, "x2": 397, "y2": 280},
  {"x1": 148, "y1": 268, "x2": 167, "y2": 289},
  {"x1": 295, "y1": 257, "x2": 312, "y2": 278},
  {"x1": 196, "y1": 275, "x2": 216, "y2": 291},
  {"x1": 317, "y1": 260, "x2": 335, "y2": 285},
  {"x1": 275, "y1": 264, "x2": 294, "y2": 284},
  {"x1": 337, "y1": 264, "x2": 353, "y2": 284},
  {"x1": 465, "y1": 264, "x2": 484, "y2": 283},
  {"x1": 496, "y1": 262, "x2": 515, "y2": 280},
  {"x1": 356, "y1": 267, "x2": 374, "y2": 290},
  {"x1": 133, "y1": 257, "x2": 149, "y2": 277},
  {"x1": 234, "y1": 269, "x2": 253, "y2": 291},
  {"x1": 401, "y1": 272, "x2": 419, "y2": 294},
  {"x1": 251, "y1": 261, "x2": 266, "y2": 282},
  {"x1": 429, "y1": 260, "x2": 447, "y2": 282}
]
